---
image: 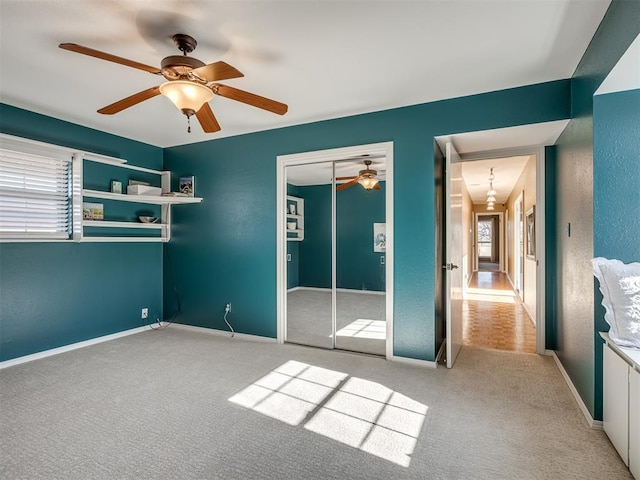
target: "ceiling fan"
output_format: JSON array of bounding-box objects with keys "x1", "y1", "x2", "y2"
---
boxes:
[
  {"x1": 336, "y1": 160, "x2": 381, "y2": 191},
  {"x1": 59, "y1": 34, "x2": 288, "y2": 133}
]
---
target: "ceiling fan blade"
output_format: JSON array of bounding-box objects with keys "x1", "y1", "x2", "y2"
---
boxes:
[
  {"x1": 97, "y1": 86, "x2": 161, "y2": 115},
  {"x1": 192, "y1": 61, "x2": 244, "y2": 82},
  {"x1": 59, "y1": 43, "x2": 161, "y2": 75},
  {"x1": 336, "y1": 179, "x2": 359, "y2": 191},
  {"x1": 373, "y1": 183, "x2": 381, "y2": 190},
  {"x1": 195, "y1": 103, "x2": 221, "y2": 133},
  {"x1": 212, "y1": 84, "x2": 288, "y2": 115},
  {"x1": 336, "y1": 176, "x2": 357, "y2": 180}
]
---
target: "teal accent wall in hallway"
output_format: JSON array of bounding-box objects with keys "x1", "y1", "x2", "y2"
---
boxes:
[
  {"x1": 553, "y1": 0, "x2": 640, "y2": 420},
  {"x1": 0, "y1": 104, "x2": 164, "y2": 362},
  {"x1": 163, "y1": 79, "x2": 570, "y2": 360}
]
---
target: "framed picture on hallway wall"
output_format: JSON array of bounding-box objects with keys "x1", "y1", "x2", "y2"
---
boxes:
[{"x1": 526, "y1": 206, "x2": 535, "y2": 260}]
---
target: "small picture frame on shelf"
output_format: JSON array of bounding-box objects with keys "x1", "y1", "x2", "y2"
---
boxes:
[
  {"x1": 110, "y1": 180, "x2": 122, "y2": 194},
  {"x1": 83, "y1": 202, "x2": 104, "y2": 220},
  {"x1": 180, "y1": 176, "x2": 195, "y2": 197}
]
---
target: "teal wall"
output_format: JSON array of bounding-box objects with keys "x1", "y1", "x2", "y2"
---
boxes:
[
  {"x1": 294, "y1": 182, "x2": 386, "y2": 291},
  {"x1": 593, "y1": 88, "x2": 640, "y2": 419},
  {"x1": 0, "y1": 104, "x2": 164, "y2": 361},
  {"x1": 544, "y1": 145, "x2": 557, "y2": 350},
  {"x1": 593, "y1": 89, "x2": 640, "y2": 262},
  {"x1": 297, "y1": 185, "x2": 332, "y2": 289},
  {"x1": 553, "y1": 0, "x2": 640, "y2": 420},
  {"x1": 336, "y1": 181, "x2": 386, "y2": 291},
  {"x1": 163, "y1": 79, "x2": 570, "y2": 360}
]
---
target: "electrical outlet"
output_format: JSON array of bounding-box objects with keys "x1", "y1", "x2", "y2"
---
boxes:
[{"x1": 141, "y1": 308, "x2": 148, "y2": 319}]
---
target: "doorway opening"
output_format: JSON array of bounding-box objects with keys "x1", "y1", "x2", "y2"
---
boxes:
[
  {"x1": 460, "y1": 153, "x2": 538, "y2": 354},
  {"x1": 276, "y1": 142, "x2": 394, "y2": 358}
]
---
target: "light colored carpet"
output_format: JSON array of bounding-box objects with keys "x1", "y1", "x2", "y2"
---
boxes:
[
  {"x1": 287, "y1": 289, "x2": 386, "y2": 355},
  {"x1": 0, "y1": 327, "x2": 631, "y2": 480}
]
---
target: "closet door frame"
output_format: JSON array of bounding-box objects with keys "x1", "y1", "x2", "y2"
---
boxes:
[{"x1": 276, "y1": 142, "x2": 394, "y2": 359}]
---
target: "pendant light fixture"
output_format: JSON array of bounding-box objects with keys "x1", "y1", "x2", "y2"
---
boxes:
[{"x1": 486, "y1": 168, "x2": 497, "y2": 210}]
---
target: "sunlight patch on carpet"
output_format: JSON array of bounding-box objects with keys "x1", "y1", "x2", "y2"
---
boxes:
[
  {"x1": 229, "y1": 360, "x2": 428, "y2": 467},
  {"x1": 333, "y1": 319, "x2": 386, "y2": 340}
]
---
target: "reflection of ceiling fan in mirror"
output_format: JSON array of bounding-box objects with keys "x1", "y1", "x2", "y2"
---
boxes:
[
  {"x1": 59, "y1": 34, "x2": 287, "y2": 133},
  {"x1": 336, "y1": 160, "x2": 381, "y2": 191}
]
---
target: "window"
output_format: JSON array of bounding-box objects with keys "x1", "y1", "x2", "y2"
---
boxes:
[
  {"x1": 0, "y1": 148, "x2": 72, "y2": 240},
  {"x1": 477, "y1": 219, "x2": 492, "y2": 258}
]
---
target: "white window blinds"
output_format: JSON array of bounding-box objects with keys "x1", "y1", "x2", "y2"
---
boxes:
[{"x1": 0, "y1": 148, "x2": 72, "y2": 239}]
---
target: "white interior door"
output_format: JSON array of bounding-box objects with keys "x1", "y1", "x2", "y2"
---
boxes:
[{"x1": 445, "y1": 142, "x2": 463, "y2": 368}]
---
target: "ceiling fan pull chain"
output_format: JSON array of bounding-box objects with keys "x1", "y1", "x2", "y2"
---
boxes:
[{"x1": 187, "y1": 115, "x2": 191, "y2": 133}]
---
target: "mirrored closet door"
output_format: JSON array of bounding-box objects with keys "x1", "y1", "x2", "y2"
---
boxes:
[
  {"x1": 285, "y1": 162, "x2": 333, "y2": 349},
  {"x1": 285, "y1": 156, "x2": 387, "y2": 356}
]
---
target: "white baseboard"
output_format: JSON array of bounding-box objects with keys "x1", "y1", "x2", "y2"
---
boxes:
[
  {"x1": 170, "y1": 323, "x2": 278, "y2": 343},
  {"x1": 552, "y1": 352, "x2": 603, "y2": 430},
  {"x1": 389, "y1": 354, "x2": 437, "y2": 369},
  {"x1": 287, "y1": 286, "x2": 385, "y2": 296},
  {"x1": 0, "y1": 325, "x2": 151, "y2": 369}
]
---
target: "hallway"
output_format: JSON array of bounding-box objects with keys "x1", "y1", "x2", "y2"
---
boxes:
[{"x1": 463, "y1": 271, "x2": 536, "y2": 353}]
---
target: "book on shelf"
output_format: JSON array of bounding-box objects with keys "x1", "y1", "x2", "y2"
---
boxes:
[
  {"x1": 83, "y1": 202, "x2": 104, "y2": 220},
  {"x1": 179, "y1": 176, "x2": 195, "y2": 197}
]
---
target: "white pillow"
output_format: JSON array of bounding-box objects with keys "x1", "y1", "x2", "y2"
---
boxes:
[{"x1": 592, "y1": 257, "x2": 640, "y2": 349}]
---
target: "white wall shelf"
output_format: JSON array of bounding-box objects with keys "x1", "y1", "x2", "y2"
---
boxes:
[
  {"x1": 83, "y1": 220, "x2": 166, "y2": 230},
  {"x1": 286, "y1": 195, "x2": 304, "y2": 242},
  {"x1": 75, "y1": 152, "x2": 203, "y2": 243},
  {"x1": 82, "y1": 189, "x2": 202, "y2": 205}
]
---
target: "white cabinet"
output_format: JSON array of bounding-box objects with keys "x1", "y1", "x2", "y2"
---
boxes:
[
  {"x1": 74, "y1": 152, "x2": 202, "y2": 243},
  {"x1": 286, "y1": 195, "x2": 304, "y2": 241},
  {"x1": 631, "y1": 368, "x2": 640, "y2": 479},
  {"x1": 604, "y1": 342, "x2": 630, "y2": 465},
  {"x1": 602, "y1": 333, "x2": 640, "y2": 479}
]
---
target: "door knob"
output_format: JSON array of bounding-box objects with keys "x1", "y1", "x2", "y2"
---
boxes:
[{"x1": 442, "y1": 263, "x2": 460, "y2": 270}]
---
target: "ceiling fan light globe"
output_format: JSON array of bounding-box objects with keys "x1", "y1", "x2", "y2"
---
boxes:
[
  {"x1": 159, "y1": 81, "x2": 213, "y2": 116},
  {"x1": 358, "y1": 176, "x2": 379, "y2": 190}
]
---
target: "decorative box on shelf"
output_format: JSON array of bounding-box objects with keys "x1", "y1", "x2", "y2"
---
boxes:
[{"x1": 127, "y1": 184, "x2": 162, "y2": 196}]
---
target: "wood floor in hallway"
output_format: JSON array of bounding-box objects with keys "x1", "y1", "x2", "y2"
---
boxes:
[{"x1": 463, "y1": 271, "x2": 537, "y2": 353}]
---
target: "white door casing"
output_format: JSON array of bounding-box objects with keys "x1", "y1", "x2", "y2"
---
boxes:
[
  {"x1": 445, "y1": 142, "x2": 463, "y2": 368},
  {"x1": 276, "y1": 142, "x2": 394, "y2": 359}
]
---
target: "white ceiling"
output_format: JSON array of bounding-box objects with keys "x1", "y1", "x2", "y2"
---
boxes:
[
  {"x1": 595, "y1": 33, "x2": 640, "y2": 95},
  {"x1": 461, "y1": 155, "x2": 530, "y2": 204},
  {"x1": 0, "y1": 1, "x2": 610, "y2": 148}
]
